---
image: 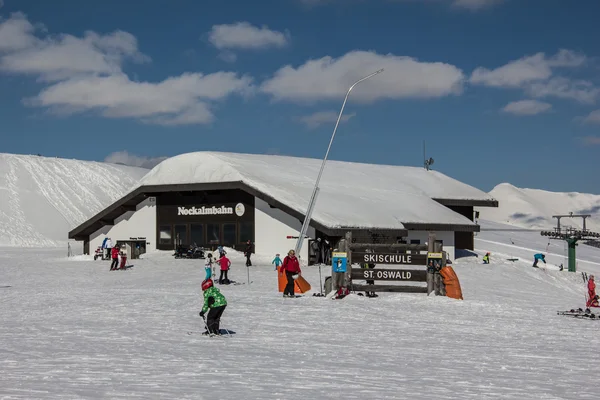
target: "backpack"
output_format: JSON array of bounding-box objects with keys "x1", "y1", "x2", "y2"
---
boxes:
[{"x1": 335, "y1": 286, "x2": 350, "y2": 299}]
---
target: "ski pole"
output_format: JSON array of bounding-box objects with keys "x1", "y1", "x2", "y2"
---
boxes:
[{"x1": 319, "y1": 264, "x2": 323, "y2": 296}]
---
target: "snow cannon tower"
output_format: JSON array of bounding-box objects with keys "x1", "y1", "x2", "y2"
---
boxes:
[{"x1": 541, "y1": 213, "x2": 600, "y2": 273}]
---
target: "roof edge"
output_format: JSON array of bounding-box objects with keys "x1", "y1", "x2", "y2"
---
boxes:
[{"x1": 434, "y1": 198, "x2": 499, "y2": 208}]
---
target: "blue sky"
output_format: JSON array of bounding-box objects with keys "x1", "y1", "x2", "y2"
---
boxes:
[{"x1": 1, "y1": 0, "x2": 599, "y2": 193}]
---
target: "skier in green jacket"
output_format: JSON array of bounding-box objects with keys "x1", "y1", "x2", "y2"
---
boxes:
[{"x1": 199, "y1": 279, "x2": 227, "y2": 335}]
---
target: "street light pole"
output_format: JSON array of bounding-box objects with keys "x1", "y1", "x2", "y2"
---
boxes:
[{"x1": 294, "y1": 68, "x2": 384, "y2": 257}]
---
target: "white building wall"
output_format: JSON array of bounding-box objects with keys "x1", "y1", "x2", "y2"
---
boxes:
[
  {"x1": 254, "y1": 197, "x2": 315, "y2": 262},
  {"x1": 406, "y1": 230, "x2": 455, "y2": 261},
  {"x1": 89, "y1": 197, "x2": 156, "y2": 253}
]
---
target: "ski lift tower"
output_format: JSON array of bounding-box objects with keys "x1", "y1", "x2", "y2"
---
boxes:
[{"x1": 540, "y1": 213, "x2": 600, "y2": 272}]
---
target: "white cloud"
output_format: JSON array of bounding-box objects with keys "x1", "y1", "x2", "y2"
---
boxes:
[
  {"x1": 296, "y1": 110, "x2": 356, "y2": 129},
  {"x1": 501, "y1": 100, "x2": 552, "y2": 116},
  {"x1": 0, "y1": 12, "x2": 253, "y2": 125},
  {"x1": 217, "y1": 50, "x2": 237, "y2": 63},
  {"x1": 470, "y1": 49, "x2": 586, "y2": 88},
  {"x1": 470, "y1": 49, "x2": 598, "y2": 105},
  {"x1": 582, "y1": 109, "x2": 600, "y2": 125},
  {"x1": 208, "y1": 22, "x2": 289, "y2": 50},
  {"x1": 261, "y1": 50, "x2": 465, "y2": 103},
  {"x1": 451, "y1": 0, "x2": 503, "y2": 10},
  {"x1": 104, "y1": 151, "x2": 167, "y2": 169},
  {"x1": 580, "y1": 136, "x2": 600, "y2": 146},
  {"x1": 527, "y1": 77, "x2": 600, "y2": 104}
]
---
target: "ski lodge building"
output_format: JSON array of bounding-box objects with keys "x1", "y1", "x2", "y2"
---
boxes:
[{"x1": 68, "y1": 152, "x2": 498, "y2": 263}]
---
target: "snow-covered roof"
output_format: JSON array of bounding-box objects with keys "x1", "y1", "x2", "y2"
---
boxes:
[{"x1": 137, "y1": 151, "x2": 496, "y2": 230}]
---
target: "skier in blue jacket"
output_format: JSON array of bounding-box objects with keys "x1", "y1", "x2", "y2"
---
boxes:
[{"x1": 533, "y1": 253, "x2": 546, "y2": 268}]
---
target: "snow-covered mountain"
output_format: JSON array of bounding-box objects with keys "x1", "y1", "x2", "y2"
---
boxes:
[
  {"x1": 477, "y1": 183, "x2": 600, "y2": 233},
  {"x1": 0, "y1": 153, "x2": 148, "y2": 247}
]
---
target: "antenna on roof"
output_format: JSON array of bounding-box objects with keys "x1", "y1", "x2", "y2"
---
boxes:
[{"x1": 423, "y1": 140, "x2": 434, "y2": 171}]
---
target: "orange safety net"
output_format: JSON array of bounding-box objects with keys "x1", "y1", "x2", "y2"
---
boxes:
[
  {"x1": 277, "y1": 266, "x2": 311, "y2": 293},
  {"x1": 440, "y1": 266, "x2": 463, "y2": 300}
]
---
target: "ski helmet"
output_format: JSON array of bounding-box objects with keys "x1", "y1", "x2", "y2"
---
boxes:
[{"x1": 202, "y1": 279, "x2": 213, "y2": 291}]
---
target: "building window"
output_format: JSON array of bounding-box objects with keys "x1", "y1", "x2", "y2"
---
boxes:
[
  {"x1": 159, "y1": 225, "x2": 172, "y2": 245},
  {"x1": 174, "y1": 224, "x2": 187, "y2": 246},
  {"x1": 207, "y1": 224, "x2": 220, "y2": 246},
  {"x1": 190, "y1": 224, "x2": 204, "y2": 247},
  {"x1": 239, "y1": 221, "x2": 253, "y2": 243},
  {"x1": 223, "y1": 223, "x2": 236, "y2": 247}
]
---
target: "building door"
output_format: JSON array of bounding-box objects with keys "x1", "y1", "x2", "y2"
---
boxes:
[
  {"x1": 222, "y1": 223, "x2": 236, "y2": 247},
  {"x1": 207, "y1": 223, "x2": 220, "y2": 247},
  {"x1": 174, "y1": 224, "x2": 188, "y2": 247},
  {"x1": 190, "y1": 224, "x2": 204, "y2": 247}
]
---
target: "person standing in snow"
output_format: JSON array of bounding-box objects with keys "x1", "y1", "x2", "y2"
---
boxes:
[
  {"x1": 218, "y1": 246, "x2": 227, "y2": 259},
  {"x1": 244, "y1": 240, "x2": 253, "y2": 267},
  {"x1": 119, "y1": 245, "x2": 128, "y2": 270},
  {"x1": 218, "y1": 254, "x2": 231, "y2": 284},
  {"x1": 205, "y1": 253, "x2": 214, "y2": 280},
  {"x1": 532, "y1": 253, "x2": 546, "y2": 268},
  {"x1": 587, "y1": 275, "x2": 599, "y2": 307},
  {"x1": 280, "y1": 249, "x2": 301, "y2": 297},
  {"x1": 110, "y1": 245, "x2": 119, "y2": 270},
  {"x1": 272, "y1": 253, "x2": 282, "y2": 271},
  {"x1": 199, "y1": 279, "x2": 227, "y2": 335},
  {"x1": 104, "y1": 237, "x2": 113, "y2": 260}
]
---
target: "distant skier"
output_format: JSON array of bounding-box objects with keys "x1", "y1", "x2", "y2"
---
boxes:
[
  {"x1": 244, "y1": 241, "x2": 253, "y2": 267},
  {"x1": 109, "y1": 245, "x2": 119, "y2": 270},
  {"x1": 532, "y1": 253, "x2": 546, "y2": 268},
  {"x1": 482, "y1": 252, "x2": 490, "y2": 264},
  {"x1": 218, "y1": 254, "x2": 231, "y2": 284},
  {"x1": 587, "y1": 275, "x2": 599, "y2": 307},
  {"x1": 217, "y1": 246, "x2": 227, "y2": 259},
  {"x1": 205, "y1": 253, "x2": 214, "y2": 280},
  {"x1": 272, "y1": 253, "x2": 282, "y2": 271},
  {"x1": 199, "y1": 279, "x2": 228, "y2": 335},
  {"x1": 104, "y1": 237, "x2": 113, "y2": 260}
]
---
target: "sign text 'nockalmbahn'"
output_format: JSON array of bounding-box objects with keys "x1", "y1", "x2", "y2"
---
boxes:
[
  {"x1": 353, "y1": 252, "x2": 427, "y2": 265},
  {"x1": 351, "y1": 268, "x2": 427, "y2": 281},
  {"x1": 178, "y1": 206, "x2": 233, "y2": 216}
]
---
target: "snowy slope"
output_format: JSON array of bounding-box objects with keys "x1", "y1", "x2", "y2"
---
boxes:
[
  {"x1": 477, "y1": 183, "x2": 600, "y2": 232},
  {"x1": 137, "y1": 151, "x2": 495, "y2": 229},
  {"x1": 474, "y1": 219, "x2": 600, "y2": 276},
  {"x1": 0, "y1": 154, "x2": 148, "y2": 247},
  {"x1": 1, "y1": 246, "x2": 599, "y2": 399}
]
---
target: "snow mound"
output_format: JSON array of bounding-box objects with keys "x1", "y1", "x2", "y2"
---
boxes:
[
  {"x1": 477, "y1": 183, "x2": 600, "y2": 232},
  {"x1": 0, "y1": 153, "x2": 148, "y2": 247},
  {"x1": 138, "y1": 151, "x2": 496, "y2": 229}
]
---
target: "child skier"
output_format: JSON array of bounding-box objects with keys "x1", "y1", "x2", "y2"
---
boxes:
[
  {"x1": 587, "y1": 275, "x2": 599, "y2": 307},
  {"x1": 199, "y1": 279, "x2": 227, "y2": 335},
  {"x1": 272, "y1": 253, "x2": 282, "y2": 271},
  {"x1": 205, "y1": 253, "x2": 214, "y2": 280},
  {"x1": 218, "y1": 255, "x2": 231, "y2": 284},
  {"x1": 482, "y1": 252, "x2": 490, "y2": 264}
]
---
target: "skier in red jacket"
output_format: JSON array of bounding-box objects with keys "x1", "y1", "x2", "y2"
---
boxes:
[
  {"x1": 280, "y1": 249, "x2": 301, "y2": 297},
  {"x1": 587, "y1": 275, "x2": 599, "y2": 307},
  {"x1": 110, "y1": 246, "x2": 120, "y2": 270},
  {"x1": 217, "y1": 255, "x2": 231, "y2": 285}
]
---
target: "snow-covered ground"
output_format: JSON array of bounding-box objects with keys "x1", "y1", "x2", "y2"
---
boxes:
[
  {"x1": 0, "y1": 154, "x2": 148, "y2": 247},
  {"x1": 477, "y1": 183, "x2": 600, "y2": 232},
  {"x1": 1, "y1": 243, "x2": 599, "y2": 399}
]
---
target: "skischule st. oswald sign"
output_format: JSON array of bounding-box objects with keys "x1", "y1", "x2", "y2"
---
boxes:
[{"x1": 353, "y1": 252, "x2": 427, "y2": 265}]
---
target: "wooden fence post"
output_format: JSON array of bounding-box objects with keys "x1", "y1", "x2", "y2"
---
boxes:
[
  {"x1": 344, "y1": 231, "x2": 353, "y2": 288},
  {"x1": 433, "y1": 240, "x2": 443, "y2": 296},
  {"x1": 427, "y1": 232, "x2": 435, "y2": 295}
]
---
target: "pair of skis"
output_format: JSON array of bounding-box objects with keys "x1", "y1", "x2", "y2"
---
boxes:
[{"x1": 557, "y1": 308, "x2": 600, "y2": 319}]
